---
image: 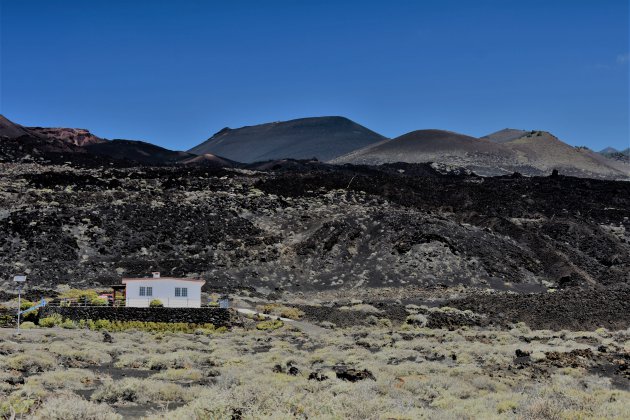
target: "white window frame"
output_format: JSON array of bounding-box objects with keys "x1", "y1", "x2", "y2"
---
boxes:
[
  {"x1": 139, "y1": 286, "x2": 146, "y2": 296},
  {"x1": 146, "y1": 286, "x2": 153, "y2": 297},
  {"x1": 181, "y1": 287, "x2": 188, "y2": 297},
  {"x1": 175, "y1": 287, "x2": 181, "y2": 297}
]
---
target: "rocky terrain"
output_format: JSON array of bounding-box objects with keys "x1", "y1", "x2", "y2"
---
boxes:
[{"x1": 1, "y1": 159, "x2": 628, "y2": 293}]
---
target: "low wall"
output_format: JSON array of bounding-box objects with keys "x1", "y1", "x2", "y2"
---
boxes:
[{"x1": 38, "y1": 306, "x2": 233, "y2": 327}]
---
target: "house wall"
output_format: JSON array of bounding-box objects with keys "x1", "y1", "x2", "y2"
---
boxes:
[{"x1": 124, "y1": 279, "x2": 203, "y2": 308}]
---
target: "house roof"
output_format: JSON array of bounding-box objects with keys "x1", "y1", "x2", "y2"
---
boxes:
[{"x1": 121, "y1": 277, "x2": 205, "y2": 285}]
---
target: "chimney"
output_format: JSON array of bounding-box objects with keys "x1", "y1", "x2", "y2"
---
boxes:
[{"x1": 152, "y1": 272, "x2": 160, "y2": 278}]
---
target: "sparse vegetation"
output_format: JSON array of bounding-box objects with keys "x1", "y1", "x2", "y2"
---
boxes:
[
  {"x1": 0, "y1": 318, "x2": 627, "y2": 419},
  {"x1": 36, "y1": 316, "x2": 218, "y2": 334},
  {"x1": 255, "y1": 303, "x2": 305, "y2": 320},
  {"x1": 256, "y1": 319, "x2": 284, "y2": 330}
]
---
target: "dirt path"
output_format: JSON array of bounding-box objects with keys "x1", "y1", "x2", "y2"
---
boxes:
[{"x1": 234, "y1": 307, "x2": 327, "y2": 336}]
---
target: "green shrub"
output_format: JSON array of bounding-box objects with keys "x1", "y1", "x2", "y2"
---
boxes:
[
  {"x1": 90, "y1": 297, "x2": 109, "y2": 306},
  {"x1": 256, "y1": 320, "x2": 284, "y2": 330},
  {"x1": 17, "y1": 299, "x2": 40, "y2": 321},
  {"x1": 255, "y1": 303, "x2": 304, "y2": 320},
  {"x1": 60, "y1": 319, "x2": 77, "y2": 329},
  {"x1": 149, "y1": 299, "x2": 164, "y2": 308},
  {"x1": 83, "y1": 319, "x2": 219, "y2": 333},
  {"x1": 39, "y1": 313, "x2": 64, "y2": 327},
  {"x1": 19, "y1": 299, "x2": 35, "y2": 311},
  {"x1": 0, "y1": 395, "x2": 37, "y2": 418},
  {"x1": 279, "y1": 307, "x2": 304, "y2": 320},
  {"x1": 94, "y1": 319, "x2": 112, "y2": 330},
  {"x1": 19, "y1": 321, "x2": 36, "y2": 329},
  {"x1": 58, "y1": 289, "x2": 99, "y2": 301}
]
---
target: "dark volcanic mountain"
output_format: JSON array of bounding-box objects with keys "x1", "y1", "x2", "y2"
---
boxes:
[
  {"x1": 188, "y1": 116, "x2": 386, "y2": 162},
  {"x1": 333, "y1": 129, "x2": 630, "y2": 179},
  {"x1": 85, "y1": 139, "x2": 195, "y2": 165},
  {"x1": 0, "y1": 114, "x2": 32, "y2": 138}
]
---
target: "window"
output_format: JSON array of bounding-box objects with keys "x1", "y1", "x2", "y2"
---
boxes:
[
  {"x1": 175, "y1": 287, "x2": 188, "y2": 297},
  {"x1": 146, "y1": 287, "x2": 153, "y2": 297},
  {"x1": 181, "y1": 287, "x2": 188, "y2": 297},
  {"x1": 139, "y1": 286, "x2": 146, "y2": 296}
]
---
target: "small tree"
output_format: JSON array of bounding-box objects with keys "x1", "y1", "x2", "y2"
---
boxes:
[{"x1": 149, "y1": 299, "x2": 164, "y2": 308}]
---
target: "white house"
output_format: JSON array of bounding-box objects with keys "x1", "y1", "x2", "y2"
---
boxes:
[{"x1": 122, "y1": 272, "x2": 205, "y2": 308}]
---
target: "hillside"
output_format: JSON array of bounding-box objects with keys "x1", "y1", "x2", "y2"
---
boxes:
[
  {"x1": 331, "y1": 129, "x2": 516, "y2": 176},
  {"x1": 188, "y1": 116, "x2": 386, "y2": 162},
  {"x1": 0, "y1": 163, "x2": 628, "y2": 292},
  {"x1": 27, "y1": 127, "x2": 106, "y2": 147},
  {"x1": 85, "y1": 139, "x2": 195, "y2": 165},
  {"x1": 599, "y1": 146, "x2": 630, "y2": 164},
  {"x1": 180, "y1": 153, "x2": 239, "y2": 168},
  {"x1": 481, "y1": 128, "x2": 529, "y2": 143},
  {"x1": 0, "y1": 115, "x2": 210, "y2": 166},
  {"x1": 333, "y1": 129, "x2": 630, "y2": 179},
  {"x1": 499, "y1": 131, "x2": 630, "y2": 178},
  {"x1": 0, "y1": 114, "x2": 33, "y2": 138}
]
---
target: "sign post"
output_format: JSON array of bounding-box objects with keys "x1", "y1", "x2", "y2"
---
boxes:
[{"x1": 13, "y1": 275, "x2": 26, "y2": 335}]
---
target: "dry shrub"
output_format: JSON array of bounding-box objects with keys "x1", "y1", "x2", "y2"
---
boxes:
[
  {"x1": 91, "y1": 378, "x2": 191, "y2": 404},
  {"x1": 33, "y1": 394, "x2": 121, "y2": 420}
]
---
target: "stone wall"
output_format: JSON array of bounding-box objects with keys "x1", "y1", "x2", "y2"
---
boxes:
[{"x1": 38, "y1": 306, "x2": 234, "y2": 327}]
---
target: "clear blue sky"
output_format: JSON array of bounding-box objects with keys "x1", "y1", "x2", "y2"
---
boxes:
[{"x1": 1, "y1": 0, "x2": 628, "y2": 151}]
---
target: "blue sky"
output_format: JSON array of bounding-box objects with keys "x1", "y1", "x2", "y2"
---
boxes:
[{"x1": 1, "y1": 0, "x2": 628, "y2": 151}]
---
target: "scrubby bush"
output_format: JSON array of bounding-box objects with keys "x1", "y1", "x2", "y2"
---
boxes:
[
  {"x1": 39, "y1": 313, "x2": 64, "y2": 328},
  {"x1": 256, "y1": 320, "x2": 284, "y2": 330},
  {"x1": 34, "y1": 394, "x2": 121, "y2": 420},
  {"x1": 26, "y1": 368, "x2": 97, "y2": 390},
  {"x1": 94, "y1": 319, "x2": 112, "y2": 330},
  {"x1": 0, "y1": 394, "x2": 37, "y2": 418},
  {"x1": 91, "y1": 378, "x2": 189, "y2": 404},
  {"x1": 81, "y1": 319, "x2": 218, "y2": 334},
  {"x1": 5, "y1": 351, "x2": 56, "y2": 372},
  {"x1": 58, "y1": 289, "x2": 99, "y2": 300},
  {"x1": 19, "y1": 321, "x2": 36, "y2": 329},
  {"x1": 149, "y1": 299, "x2": 164, "y2": 308},
  {"x1": 90, "y1": 297, "x2": 109, "y2": 306},
  {"x1": 406, "y1": 314, "x2": 428, "y2": 327},
  {"x1": 60, "y1": 319, "x2": 77, "y2": 329},
  {"x1": 58, "y1": 289, "x2": 102, "y2": 306},
  {"x1": 19, "y1": 299, "x2": 35, "y2": 311},
  {"x1": 340, "y1": 303, "x2": 381, "y2": 313},
  {"x1": 279, "y1": 307, "x2": 304, "y2": 320},
  {"x1": 17, "y1": 299, "x2": 40, "y2": 321},
  {"x1": 255, "y1": 303, "x2": 304, "y2": 320}
]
